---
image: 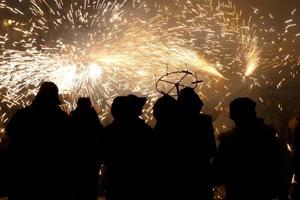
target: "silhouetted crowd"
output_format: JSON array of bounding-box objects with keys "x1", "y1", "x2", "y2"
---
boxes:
[{"x1": 0, "y1": 81, "x2": 300, "y2": 200}]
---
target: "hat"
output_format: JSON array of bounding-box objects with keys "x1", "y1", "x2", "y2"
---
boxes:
[{"x1": 127, "y1": 94, "x2": 147, "y2": 108}]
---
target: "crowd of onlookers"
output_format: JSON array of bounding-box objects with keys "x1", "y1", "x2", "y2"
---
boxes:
[{"x1": 0, "y1": 81, "x2": 299, "y2": 200}]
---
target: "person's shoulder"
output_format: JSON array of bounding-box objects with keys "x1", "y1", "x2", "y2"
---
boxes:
[
  {"x1": 257, "y1": 119, "x2": 277, "y2": 138},
  {"x1": 105, "y1": 122, "x2": 117, "y2": 131},
  {"x1": 104, "y1": 122, "x2": 121, "y2": 138},
  {"x1": 144, "y1": 122, "x2": 153, "y2": 133},
  {"x1": 138, "y1": 118, "x2": 150, "y2": 126},
  {"x1": 57, "y1": 106, "x2": 68, "y2": 115},
  {"x1": 6, "y1": 107, "x2": 32, "y2": 129},
  {"x1": 69, "y1": 110, "x2": 77, "y2": 118},
  {"x1": 70, "y1": 110, "x2": 76, "y2": 115},
  {"x1": 105, "y1": 123, "x2": 112, "y2": 129},
  {"x1": 51, "y1": 106, "x2": 69, "y2": 121},
  {"x1": 199, "y1": 113, "x2": 213, "y2": 121},
  {"x1": 136, "y1": 118, "x2": 152, "y2": 132},
  {"x1": 218, "y1": 129, "x2": 238, "y2": 141},
  {"x1": 13, "y1": 106, "x2": 32, "y2": 117}
]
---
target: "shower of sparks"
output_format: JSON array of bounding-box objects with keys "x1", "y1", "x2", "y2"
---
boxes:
[
  {"x1": 244, "y1": 39, "x2": 261, "y2": 77},
  {"x1": 0, "y1": 0, "x2": 300, "y2": 129}
]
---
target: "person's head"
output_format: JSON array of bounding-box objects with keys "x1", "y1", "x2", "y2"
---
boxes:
[
  {"x1": 177, "y1": 87, "x2": 203, "y2": 114},
  {"x1": 34, "y1": 82, "x2": 61, "y2": 106},
  {"x1": 153, "y1": 94, "x2": 178, "y2": 122},
  {"x1": 230, "y1": 97, "x2": 257, "y2": 127},
  {"x1": 76, "y1": 97, "x2": 92, "y2": 110},
  {"x1": 111, "y1": 94, "x2": 146, "y2": 120},
  {"x1": 111, "y1": 96, "x2": 128, "y2": 120},
  {"x1": 127, "y1": 94, "x2": 147, "y2": 118}
]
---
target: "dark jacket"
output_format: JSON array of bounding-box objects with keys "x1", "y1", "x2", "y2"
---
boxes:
[
  {"x1": 214, "y1": 118, "x2": 286, "y2": 200},
  {"x1": 177, "y1": 113, "x2": 216, "y2": 199},
  {"x1": 6, "y1": 103, "x2": 70, "y2": 200},
  {"x1": 69, "y1": 107, "x2": 104, "y2": 200},
  {"x1": 104, "y1": 118, "x2": 152, "y2": 200}
]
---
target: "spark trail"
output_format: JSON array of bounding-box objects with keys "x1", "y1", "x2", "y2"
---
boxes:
[{"x1": 0, "y1": 0, "x2": 299, "y2": 128}]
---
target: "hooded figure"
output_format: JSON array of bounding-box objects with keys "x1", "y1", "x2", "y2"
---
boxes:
[
  {"x1": 104, "y1": 94, "x2": 152, "y2": 200},
  {"x1": 213, "y1": 97, "x2": 287, "y2": 200},
  {"x1": 6, "y1": 82, "x2": 70, "y2": 200}
]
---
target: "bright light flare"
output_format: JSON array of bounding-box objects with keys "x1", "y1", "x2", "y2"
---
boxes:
[{"x1": 89, "y1": 63, "x2": 103, "y2": 80}]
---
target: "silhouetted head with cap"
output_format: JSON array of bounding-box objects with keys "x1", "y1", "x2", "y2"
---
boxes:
[
  {"x1": 154, "y1": 94, "x2": 178, "y2": 122},
  {"x1": 177, "y1": 87, "x2": 204, "y2": 115},
  {"x1": 230, "y1": 97, "x2": 257, "y2": 127},
  {"x1": 34, "y1": 82, "x2": 61, "y2": 106},
  {"x1": 111, "y1": 95, "x2": 146, "y2": 121}
]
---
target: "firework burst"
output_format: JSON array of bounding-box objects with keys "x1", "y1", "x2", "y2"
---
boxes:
[{"x1": 0, "y1": 0, "x2": 299, "y2": 128}]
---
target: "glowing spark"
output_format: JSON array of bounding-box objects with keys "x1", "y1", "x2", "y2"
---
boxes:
[{"x1": 244, "y1": 40, "x2": 261, "y2": 77}]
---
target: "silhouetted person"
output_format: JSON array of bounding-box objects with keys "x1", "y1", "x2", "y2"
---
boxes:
[
  {"x1": 176, "y1": 87, "x2": 216, "y2": 200},
  {"x1": 213, "y1": 97, "x2": 287, "y2": 200},
  {"x1": 152, "y1": 94, "x2": 182, "y2": 200},
  {"x1": 69, "y1": 97, "x2": 104, "y2": 200},
  {"x1": 6, "y1": 82, "x2": 70, "y2": 200},
  {"x1": 292, "y1": 115, "x2": 300, "y2": 200},
  {"x1": 103, "y1": 95, "x2": 152, "y2": 200},
  {"x1": 0, "y1": 134, "x2": 9, "y2": 197}
]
